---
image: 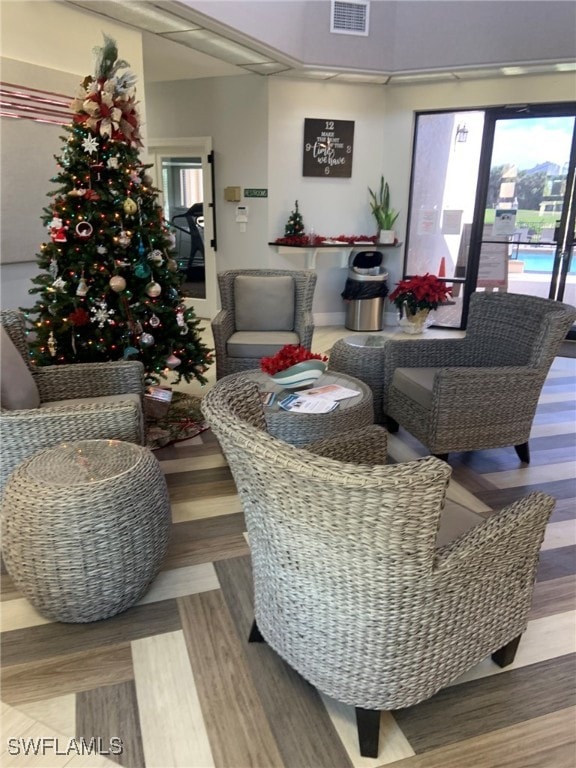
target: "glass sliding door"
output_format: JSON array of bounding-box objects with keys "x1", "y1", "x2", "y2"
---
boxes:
[
  {"x1": 405, "y1": 103, "x2": 576, "y2": 335},
  {"x1": 480, "y1": 109, "x2": 576, "y2": 337}
]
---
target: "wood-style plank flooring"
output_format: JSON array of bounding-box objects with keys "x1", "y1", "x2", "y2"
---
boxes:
[{"x1": 1, "y1": 325, "x2": 575, "y2": 768}]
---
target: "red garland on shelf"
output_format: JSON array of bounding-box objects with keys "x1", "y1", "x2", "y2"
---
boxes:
[
  {"x1": 273, "y1": 234, "x2": 380, "y2": 246},
  {"x1": 331, "y1": 234, "x2": 379, "y2": 244},
  {"x1": 274, "y1": 235, "x2": 323, "y2": 246}
]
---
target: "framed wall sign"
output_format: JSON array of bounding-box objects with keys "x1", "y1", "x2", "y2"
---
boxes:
[{"x1": 302, "y1": 118, "x2": 354, "y2": 178}]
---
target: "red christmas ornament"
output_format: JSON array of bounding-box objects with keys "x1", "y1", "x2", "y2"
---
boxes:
[{"x1": 69, "y1": 308, "x2": 90, "y2": 326}]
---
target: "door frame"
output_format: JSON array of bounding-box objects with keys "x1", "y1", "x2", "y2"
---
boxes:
[{"x1": 147, "y1": 137, "x2": 218, "y2": 320}]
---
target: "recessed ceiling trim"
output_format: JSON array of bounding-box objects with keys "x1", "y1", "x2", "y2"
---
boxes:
[
  {"x1": 64, "y1": 0, "x2": 202, "y2": 33},
  {"x1": 161, "y1": 29, "x2": 273, "y2": 65},
  {"x1": 241, "y1": 63, "x2": 293, "y2": 75}
]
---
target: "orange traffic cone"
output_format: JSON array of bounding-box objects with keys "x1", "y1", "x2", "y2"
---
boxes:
[{"x1": 439, "y1": 257, "x2": 446, "y2": 277}]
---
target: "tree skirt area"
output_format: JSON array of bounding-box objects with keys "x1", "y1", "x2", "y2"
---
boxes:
[{"x1": 145, "y1": 391, "x2": 209, "y2": 450}]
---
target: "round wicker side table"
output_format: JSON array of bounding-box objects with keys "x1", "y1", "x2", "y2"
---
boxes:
[
  {"x1": 227, "y1": 369, "x2": 374, "y2": 447},
  {"x1": 1, "y1": 439, "x2": 171, "y2": 623},
  {"x1": 329, "y1": 335, "x2": 388, "y2": 423}
]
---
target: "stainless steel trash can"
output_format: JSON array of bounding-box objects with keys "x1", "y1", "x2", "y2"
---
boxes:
[
  {"x1": 342, "y1": 251, "x2": 389, "y2": 331},
  {"x1": 346, "y1": 295, "x2": 385, "y2": 331}
]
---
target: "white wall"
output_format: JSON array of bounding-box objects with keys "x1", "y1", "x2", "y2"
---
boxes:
[
  {"x1": 0, "y1": 59, "x2": 80, "y2": 270},
  {"x1": 267, "y1": 79, "x2": 387, "y2": 323},
  {"x1": 146, "y1": 75, "x2": 390, "y2": 323},
  {"x1": 145, "y1": 75, "x2": 269, "y2": 273},
  {"x1": 0, "y1": 1, "x2": 144, "y2": 81}
]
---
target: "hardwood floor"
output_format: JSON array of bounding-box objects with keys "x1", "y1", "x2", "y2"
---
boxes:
[{"x1": 1, "y1": 326, "x2": 575, "y2": 768}]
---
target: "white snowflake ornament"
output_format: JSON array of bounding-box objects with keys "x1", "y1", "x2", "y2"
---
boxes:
[
  {"x1": 82, "y1": 135, "x2": 99, "y2": 155},
  {"x1": 90, "y1": 299, "x2": 115, "y2": 328}
]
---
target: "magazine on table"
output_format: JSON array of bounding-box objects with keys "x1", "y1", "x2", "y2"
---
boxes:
[
  {"x1": 304, "y1": 383, "x2": 360, "y2": 401},
  {"x1": 278, "y1": 393, "x2": 339, "y2": 414}
]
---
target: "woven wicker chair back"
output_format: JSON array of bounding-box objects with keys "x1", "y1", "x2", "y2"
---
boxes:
[
  {"x1": 201, "y1": 374, "x2": 555, "y2": 710},
  {"x1": 465, "y1": 292, "x2": 576, "y2": 369},
  {"x1": 202, "y1": 375, "x2": 451, "y2": 566}
]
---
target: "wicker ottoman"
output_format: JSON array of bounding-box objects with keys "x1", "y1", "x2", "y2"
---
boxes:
[{"x1": 1, "y1": 439, "x2": 171, "y2": 623}]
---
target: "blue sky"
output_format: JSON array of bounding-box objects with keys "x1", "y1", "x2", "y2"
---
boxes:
[{"x1": 491, "y1": 116, "x2": 574, "y2": 171}]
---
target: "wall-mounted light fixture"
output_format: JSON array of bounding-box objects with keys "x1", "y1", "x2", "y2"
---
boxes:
[{"x1": 455, "y1": 123, "x2": 469, "y2": 143}]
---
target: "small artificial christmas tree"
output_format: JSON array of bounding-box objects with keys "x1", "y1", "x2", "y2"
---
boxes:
[
  {"x1": 24, "y1": 35, "x2": 212, "y2": 385},
  {"x1": 284, "y1": 200, "x2": 305, "y2": 236}
]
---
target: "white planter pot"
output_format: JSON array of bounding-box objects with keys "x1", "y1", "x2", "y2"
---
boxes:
[{"x1": 378, "y1": 230, "x2": 395, "y2": 244}]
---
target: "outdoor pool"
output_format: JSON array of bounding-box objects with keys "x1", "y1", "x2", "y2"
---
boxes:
[{"x1": 514, "y1": 248, "x2": 575, "y2": 274}]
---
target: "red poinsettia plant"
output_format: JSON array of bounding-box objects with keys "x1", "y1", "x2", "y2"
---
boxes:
[
  {"x1": 389, "y1": 273, "x2": 452, "y2": 316},
  {"x1": 260, "y1": 344, "x2": 328, "y2": 375}
]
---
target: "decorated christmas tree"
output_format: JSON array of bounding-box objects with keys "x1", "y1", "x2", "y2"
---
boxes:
[
  {"x1": 284, "y1": 200, "x2": 305, "y2": 236},
  {"x1": 23, "y1": 36, "x2": 212, "y2": 385}
]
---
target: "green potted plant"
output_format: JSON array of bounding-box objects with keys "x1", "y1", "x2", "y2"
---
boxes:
[{"x1": 368, "y1": 175, "x2": 399, "y2": 243}]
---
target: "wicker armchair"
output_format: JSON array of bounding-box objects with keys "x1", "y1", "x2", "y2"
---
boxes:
[
  {"x1": 201, "y1": 374, "x2": 555, "y2": 758},
  {"x1": 1, "y1": 310, "x2": 145, "y2": 492},
  {"x1": 211, "y1": 269, "x2": 317, "y2": 379},
  {"x1": 383, "y1": 292, "x2": 576, "y2": 462}
]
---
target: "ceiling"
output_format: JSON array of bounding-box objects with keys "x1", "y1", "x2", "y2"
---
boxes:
[{"x1": 62, "y1": 0, "x2": 576, "y2": 85}]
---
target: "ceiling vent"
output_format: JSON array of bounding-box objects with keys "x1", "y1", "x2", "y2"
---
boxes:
[{"x1": 331, "y1": 1, "x2": 369, "y2": 36}]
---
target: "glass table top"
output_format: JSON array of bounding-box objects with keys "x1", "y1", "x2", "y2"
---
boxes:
[
  {"x1": 342, "y1": 334, "x2": 388, "y2": 348},
  {"x1": 26, "y1": 440, "x2": 142, "y2": 486}
]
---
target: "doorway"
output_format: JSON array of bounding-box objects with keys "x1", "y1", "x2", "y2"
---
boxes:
[
  {"x1": 405, "y1": 103, "x2": 576, "y2": 337},
  {"x1": 147, "y1": 138, "x2": 218, "y2": 319}
]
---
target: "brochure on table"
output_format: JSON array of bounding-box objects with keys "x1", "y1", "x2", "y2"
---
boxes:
[
  {"x1": 275, "y1": 384, "x2": 360, "y2": 414},
  {"x1": 278, "y1": 393, "x2": 339, "y2": 414},
  {"x1": 305, "y1": 384, "x2": 360, "y2": 401}
]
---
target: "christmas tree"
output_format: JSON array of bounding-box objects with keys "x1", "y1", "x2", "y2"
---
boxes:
[
  {"x1": 24, "y1": 35, "x2": 213, "y2": 385},
  {"x1": 284, "y1": 200, "x2": 305, "y2": 236}
]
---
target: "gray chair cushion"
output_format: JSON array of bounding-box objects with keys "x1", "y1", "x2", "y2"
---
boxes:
[
  {"x1": 234, "y1": 275, "x2": 295, "y2": 331},
  {"x1": 1, "y1": 327, "x2": 40, "y2": 410},
  {"x1": 226, "y1": 331, "x2": 299, "y2": 358},
  {"x1": 392, "y1": 367, "x2": 439, "y2": 409},
  {"x1": 437, "y1": 499, "x2": 484, "y2": 547}
]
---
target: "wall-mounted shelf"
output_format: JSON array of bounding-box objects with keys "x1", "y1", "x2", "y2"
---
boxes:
[{"x1": 268, "y1": 242, "x2": 402, "y2": 269}]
